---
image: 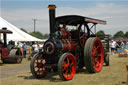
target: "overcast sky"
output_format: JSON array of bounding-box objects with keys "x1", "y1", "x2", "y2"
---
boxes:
[{"x1": 0, "y1": 0, "x2": 128, "y2": 35}]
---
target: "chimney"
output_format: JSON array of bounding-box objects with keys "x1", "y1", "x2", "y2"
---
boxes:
[{"x1": 48, "y1": 5, "x2": 56, "y2": 36}]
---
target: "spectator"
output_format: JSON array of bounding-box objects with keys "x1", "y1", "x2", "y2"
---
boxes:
[
  {"x1": 111, "y1": 40, "x2": 116, "y2": 54},
  {"x1": 22, "y1": 42, "x2": 27, "y2": 58},
  {"x1": 16, "y1": 42, "x2": 23, "y2": 56},
  {"x1": 126, "y1": 41, "x2": 128, "y2": 48},
  {"x1": 16, "y1": 42, "x2": 21, "y2": 48},
  {"x1": 39, "y1": 42, "x2": 44, "y2": 52},
  {"x1": 32, "y1": 41, "x2": 39, "y2": 52},
  {"x1": 122, "y1": 41, "x2": 127, "y2": 50},
  {"x1": 116, "y1": 40, "x2": 121, "y2": 49}
]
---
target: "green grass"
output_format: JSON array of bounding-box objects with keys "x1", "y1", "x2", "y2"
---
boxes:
[{"x1": 0, "y1": 53, "x2": 128, "y2": 85}]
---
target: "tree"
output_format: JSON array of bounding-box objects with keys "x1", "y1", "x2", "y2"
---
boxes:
[
  {"x1": 96, "y1": 30, "x2": 105, "y2": 39},
  {"x1": 113, "y1": 31, "x2": 124, "y2": 38},
  {"x1": 96, "y1": 30, "x2": 105, "y2": 35},
  {"x1": 29, "y1": 32, "x2": 44, "y2": 39},
  {"x1": 43, "y1": 34, "x2": 49, "y2": 39},
  {"x1": 124, "y1": 31, "x2": 128, "y2": 38},
  {"x1": 20, "y1": 28, "x2": 28, "y2": 33}
]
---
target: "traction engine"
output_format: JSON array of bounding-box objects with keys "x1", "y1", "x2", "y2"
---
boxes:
[
  {"x1": 30, "y1": 5, "x2": 108, "y2": 81},
  {"x1": 0, "y1": 28, "x2": 23, "y2": 63}
]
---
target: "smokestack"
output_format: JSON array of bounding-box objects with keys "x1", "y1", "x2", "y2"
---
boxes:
[
  {"x1": 48, "y1": 5, "x2": 56, "y2": 36},
  {"x1": 2, "y1": 28, "x2": 7, "y2": 47}
]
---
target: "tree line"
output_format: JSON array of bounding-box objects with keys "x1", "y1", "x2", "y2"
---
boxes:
[
  {"x1": 21, "y1": 28, "x2": 128, "y2": 39},
  {"x1": 96, "y1": 30, "x2": 128, "y2": 38},
  {"x1": 20, "y1": 28, "x2": 49, "y2": 39}
]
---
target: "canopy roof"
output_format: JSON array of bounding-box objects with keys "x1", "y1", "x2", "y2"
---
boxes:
[
  {"x1": 56, "y1": 15, "x2": 106, "y2": 26},
  {"x1": 0, "y1": 17, "x2": 43, "y2": 41},
  {"x1": 0, "y1": 28, "x2": 12, "y2": 34}
]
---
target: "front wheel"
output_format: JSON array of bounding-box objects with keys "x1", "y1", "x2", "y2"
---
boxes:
[
  {"x1": 30, "y1": 53, "x2": 48, "y2": 78},
  {"x1": 58, "y1": 53, "x2": 76, "y2": 81}
]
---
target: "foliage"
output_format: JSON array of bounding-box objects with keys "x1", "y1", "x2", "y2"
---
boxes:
[
  {"x1": 20, "y1": 28, "x2": 28, "y2": 33},
  {"x1": 29, "y1": 32, "x2": 49, "y2": 39},
  {"x1": 96, "y1": 30, "x2": 105, "y2": 39},
  {"x1": 124, "y1": 31, "x2": 128, "y2": 38},
  {"x1": 20, "y1": 28, "x2": 49, "y2": 39},
  {"x1": 113, "y1": 31, "x2": 124, "y2": 38},
  {"x1": 29, "y1": 32, "x2": 43, "y2": 39},
  {"x1": 96, "y1": 30, "x2": 105, "y2": 35},
  {"x1": 43, "y1": 34, "x2": 49, "y2": 39}
]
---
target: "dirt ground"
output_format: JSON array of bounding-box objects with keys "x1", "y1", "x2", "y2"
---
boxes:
[
  {"x1": 0, "y1": 64, "x2": 29, "y2": 78},
  {"x1": 0, "y1": 54, "x2": 128, "y2": 85},
  {"x1": 0, "y1": 59, "x2": 30, "y2": 78}
]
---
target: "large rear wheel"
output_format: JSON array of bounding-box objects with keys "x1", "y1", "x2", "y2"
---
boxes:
[
  {"x1": 84, "y1": 37, "x2": 104, "y2": 73},
  {"x1": 58, "y1": 53, "x2": 76, "y2": 81},
  {"x1": 30, "y1": 53, "x2": 48, "y2": 78}
]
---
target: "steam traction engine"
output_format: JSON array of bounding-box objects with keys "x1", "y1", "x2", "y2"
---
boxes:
[
  {"x1": 0, "y1": 28, "x2": 23, "y2": 63},
  {"x1": 30, "y1": 5, "x2": 107, "y2": 81}
]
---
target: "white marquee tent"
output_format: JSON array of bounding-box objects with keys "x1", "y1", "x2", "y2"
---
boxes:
[{"x1": 0, "y1": 17, "x2": 43, "y2": 42}]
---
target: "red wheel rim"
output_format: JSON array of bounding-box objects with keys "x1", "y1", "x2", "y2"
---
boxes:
[
  {"x1": 61, "y1": 54, "x2": 76, "y2": 80},
  {"x1": 91, "y1": 39, "x2": 104, "y2": 72},
  {"x1": 34, "y1": 56, "x2": 48, "y2": 77}
]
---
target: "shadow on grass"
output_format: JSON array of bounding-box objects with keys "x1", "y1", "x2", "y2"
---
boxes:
[
  {"x1": 18, "y1": 68, "x2": 90, "y2": 82},
  {"x1": 114, "y1": 81, "x2": 127, "y2": 85},
  {"x1": 0, "y1": 62, "x2": 3, "y2": 66},
  {"x1": 18, "y1": 72, "x2": 63, "y2": 82},
  {"x1": 0, "y1": 62, "x2": 16, "y2": 66}
]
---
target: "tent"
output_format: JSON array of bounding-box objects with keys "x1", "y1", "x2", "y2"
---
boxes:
[{"x1": 0, "y1": 17, "x2": 43, "y2": 42}]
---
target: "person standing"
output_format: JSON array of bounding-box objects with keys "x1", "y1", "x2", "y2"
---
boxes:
[
  {"x1": 116, "y1": 40, "x2": 121, "y2": 49},
  {"x1": 39, "y1": 42, "x2": 44, "y2": 52},
  {"x1": 22, "y1": 42, "x2": 27, "y2": 58},
  {"x1": 16, "y1": 42, "x2": 23, "y2": 56},
  {"x1": 32, "y1": 41, "x2": 39, "y2": 53},
  {"x1": 111, "y1": 40, "x2": 117, "y2": 54}
]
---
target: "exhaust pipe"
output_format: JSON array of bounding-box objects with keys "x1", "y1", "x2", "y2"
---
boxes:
[
  {"x1": 3, "y1": 28, "x2": 7, "y2": 47},
  {"x1": 48, "y1": 5, "x2": 56, "y2": 36}
]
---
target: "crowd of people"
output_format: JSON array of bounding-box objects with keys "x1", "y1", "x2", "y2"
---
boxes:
[
  {"x1": 15, "y1": 39, "x2": 128, "y2": 58},
  {"x1": 16, "y1": 41, "x2": 44, "y2": 58},
  {"x1": 110, "y1": 40, "x2": 128, "y2": 54}
]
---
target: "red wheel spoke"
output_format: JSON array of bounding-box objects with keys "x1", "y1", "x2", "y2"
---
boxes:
[
  {"x1": 69, "y1": 69, "x2": 72, "y2": 73},
  {"x1": 92, "y1": 51, "x2": 95, "y2": 57},
  {"x1": 70, "y1": 62, "x2": 73, "y2": 66},
  {"x1": 66, "y1": 57, "x2": 70, "y2": 65},
  {"x1": 93, "y1": 45, "x2": 96, "y2": 52},
  {"x1": 98, "y1": 54, "x2": 102, "y2": 57},
  {"x1": 96, "y1": 45, "x2": 100, "y2": 50},
  {"x1": 65, "y1": 69, "x2": 68, "y2": 76},
  {"x1": 62, "y1": 67, "x2": 66, "y2": 72},
  {"x1": 95, "y1": 60, "x2": 100, "y2": 68}
]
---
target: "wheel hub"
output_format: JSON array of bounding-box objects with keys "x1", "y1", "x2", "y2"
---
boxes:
[
  {"x1": 68, "y1": 65, "x2": 72, "y2": 69},
  {"x1": 37, "y1": 63, "x2": 43, "y2": 68}
]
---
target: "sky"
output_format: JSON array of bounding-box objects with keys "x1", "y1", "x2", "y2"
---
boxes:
[{"x1": 0, "y1": 0, "x2": 128, "y2": 35}]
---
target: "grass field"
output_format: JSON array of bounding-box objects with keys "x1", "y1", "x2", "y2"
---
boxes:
[
  {"x1": 0, "y1": 58, "x2": 30, "y2": 69},
  {"x1": 0, "y1": 54, "x2": 128, "y2": 85}
]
